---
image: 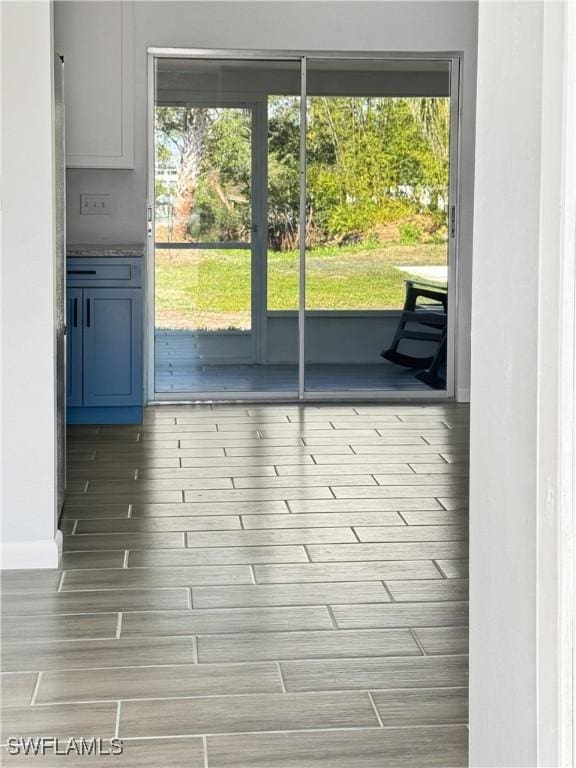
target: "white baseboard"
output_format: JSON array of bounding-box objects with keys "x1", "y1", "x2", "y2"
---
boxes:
[
  {"x1": 0, "y1": 530, "x2": 62, "y2": 570},
  {"x1": 456, "y1": 388, "x2": 471, "y2": 403}
]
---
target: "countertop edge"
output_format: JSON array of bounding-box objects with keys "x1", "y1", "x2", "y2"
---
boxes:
[{"x1": 67, "y1": 244, "x2": 145, "y2": 258}]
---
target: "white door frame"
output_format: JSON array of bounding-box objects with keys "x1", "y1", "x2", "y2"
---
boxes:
[
  {"x1": 469, "y1": 1, "x2": 576, "y2": 764},
  {"x1": 538, "y1": 1, "x2": 576, "y2": 761}
]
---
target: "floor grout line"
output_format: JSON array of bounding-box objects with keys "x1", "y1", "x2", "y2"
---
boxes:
[
  {"x1": 56, "y1": 571, "x2": 66, "y2": 592},
  {"x1": 40, "y1": 723, "x2": 467, "y2": 744},
  {"x1": 0, "y1": 723, "x2": 471, "y2": 751},
  {"x1": 29, "y1": 672, "x2": 42, "y2": 705},
  {"x1": 114, "y1": 701, "x2": 121, "y2": 738},
  {"x1": 326, "y1": 604, "x2": 339, "y2": 629},
  {"x1": 20, "y1": 681, "x2": 472, "y2": 709},
  {"x1": 367, "y1": 690, "x2": 385, "y2": 728},
  {"x1": 381, "y1": 580, "x2": 396, "y2": 602},
  {"x1": 409, "y1": 628, "x2": 429, "y2": 656},
  {"x1": 276, "y1": 661, "x2": 288, "y2": 693},
  {"x1": 432, "y1": 559, "x2": 449, "y2": 578}
]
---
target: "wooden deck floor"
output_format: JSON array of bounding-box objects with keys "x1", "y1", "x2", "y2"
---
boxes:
[
  {"x1": 155, "y1": 331, "x2": 433, "y2": 394},
  {"x1": 1, "y1": 403, "x2": 468, "y2": 766}
]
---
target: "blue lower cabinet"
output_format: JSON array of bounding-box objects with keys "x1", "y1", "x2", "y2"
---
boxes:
[
  {"x1": 66, "y1": 263, "x2": 143, "y2": 425},
  {"x1": 83, "y1": 288, "x2": 142, "y2": 407},
  {"x1": 67, "y1": 406, "x2": 143, "y2": 425}
]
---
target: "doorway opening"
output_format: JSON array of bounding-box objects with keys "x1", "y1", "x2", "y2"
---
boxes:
[{"x1": 148, "y1": 53, "x2": 460, "y2": 401}]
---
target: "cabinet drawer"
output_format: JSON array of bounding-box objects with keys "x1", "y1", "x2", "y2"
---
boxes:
[{"x1": 66, "y1": 258, "x2": 142, "y2": 287}]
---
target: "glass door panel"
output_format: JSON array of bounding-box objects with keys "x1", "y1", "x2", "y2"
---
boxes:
[
  {"x1": 153, "y1": 57, "x2": 303, "y2": 397},
  {"x1": 153, "y1": 59, "x2": 256, "y2": 394},
  {"x1": 304, "y1": 58, "x2": 453, "y2": 394},
  {"x1": 264, "y1": 85, "x2": 302, "y2": 395}
]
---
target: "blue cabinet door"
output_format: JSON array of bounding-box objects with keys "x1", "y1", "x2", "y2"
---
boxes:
[
  {"x1": 82, "y1": 288, "x2": 143, "y2": 407},
  {"x1": 66, "y1": 287, "x2": 83, "y2": 407}
]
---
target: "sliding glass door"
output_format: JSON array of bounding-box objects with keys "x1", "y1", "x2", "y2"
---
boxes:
[{"x1": 149, "y1": 52, "x2": 458, "y2": 400}]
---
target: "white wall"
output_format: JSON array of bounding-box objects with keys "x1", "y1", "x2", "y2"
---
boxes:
[
  {"x1": 61, "y1": 0, "x2": 478, "y2": 399},
  {"x1": 0, "y1": 1, "x2": 61, "y2": 568},
  {"x1": 469, "y1": 2, "x2": 574, "y2": 764}
]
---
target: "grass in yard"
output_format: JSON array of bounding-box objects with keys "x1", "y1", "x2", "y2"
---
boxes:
[
  {"x1": 155, "y1": 249, "x2": 252, "y2": 331},
  {"x1": 155, "y1": 242, "x2": 447, "y2": 331}
]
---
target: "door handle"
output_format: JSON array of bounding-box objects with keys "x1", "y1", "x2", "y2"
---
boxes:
[
  {"x1": 68, "y1": 269, "x2": 97, "y2": 275},
  {"x1": 86, "y1": 298, "x2": 91, "y2": 328},
  {"x1": 73, "y1": 298, "x2": 78, "y2": 327}
]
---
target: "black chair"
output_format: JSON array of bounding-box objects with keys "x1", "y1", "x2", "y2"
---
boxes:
[{"x1": 381, "y1": 279, "x2": 448, "y2": 389}]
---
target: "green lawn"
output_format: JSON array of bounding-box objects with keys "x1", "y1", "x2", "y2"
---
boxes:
[{"x1": 155, "y1": 242, "x2": 447, "y2": 330}]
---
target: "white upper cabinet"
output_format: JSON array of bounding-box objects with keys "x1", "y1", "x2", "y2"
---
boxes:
[{"x1": 54, "y1": 1, "x2": 134, "y2": 169}]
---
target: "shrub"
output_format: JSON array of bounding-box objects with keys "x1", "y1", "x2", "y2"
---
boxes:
[
  {"x1": 398, "y1": 221, "x2": 423, "y2": 244},
  {"x1": 377, "y1": 198, "x2": 416, "y2": 223}
]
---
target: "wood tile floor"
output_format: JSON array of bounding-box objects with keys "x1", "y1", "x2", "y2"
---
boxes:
[{"x1": 1, "y1": 403, "x2": 469, "y2": 767}]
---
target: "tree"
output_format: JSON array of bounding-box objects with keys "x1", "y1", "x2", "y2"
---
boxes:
[
  {"x1": 155, "y1": 95, "x2": 451, "y2": 248},
  {"x1": 197, "y1": 109, "x2": 252, "y2": 240},
  {"x1": 267, "y1": 97, "x2": 302, "y2": 249},
  {"x1": 407, "y1": 98, "x2": 449, "y2": 167},
  {"x1": 155, "y1": 106, "x2": 213, "y2": 241},
  {"x1": 306, "y1": 96, "x2": 450, "y2": 238}
]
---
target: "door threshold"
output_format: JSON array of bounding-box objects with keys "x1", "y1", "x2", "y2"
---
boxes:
[{"x1": 148, "y1": 389, "x2": 452, "y2": 405}]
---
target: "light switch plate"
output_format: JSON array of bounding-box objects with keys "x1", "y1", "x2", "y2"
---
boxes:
[{"x1": 80, "y1": 193, "x2": 111, "y2": 215}]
